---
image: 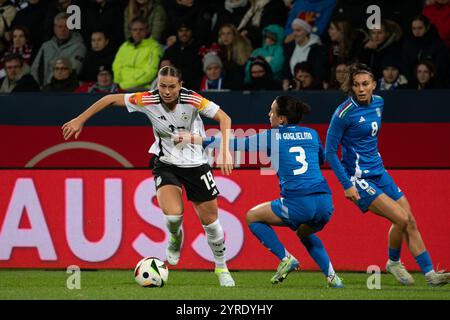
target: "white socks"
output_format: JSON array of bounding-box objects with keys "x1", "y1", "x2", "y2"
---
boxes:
[
  {"x1": 203, "y1": 219, "x2": 227, "y2": 269},
  {"x1": 164, "y1": 215, "x2": 183, "y2": 236}
]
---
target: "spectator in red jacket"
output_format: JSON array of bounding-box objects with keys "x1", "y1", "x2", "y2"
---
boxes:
[{"x1": 423, "y1": 0, "x2": 450, "y2": 48}]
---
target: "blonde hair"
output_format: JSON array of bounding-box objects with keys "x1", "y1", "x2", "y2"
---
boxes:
[{"x1": 218, "y1": 23, "x2": 252, "y2": 66}]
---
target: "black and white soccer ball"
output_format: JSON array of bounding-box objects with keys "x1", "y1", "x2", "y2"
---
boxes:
[{"x1": 134, "y1": 257, "x2": 169, "y2": 287}]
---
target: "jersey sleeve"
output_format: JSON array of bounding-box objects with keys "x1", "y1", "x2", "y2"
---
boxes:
[
  {"x1": 124, "y1": 92, "x2": 157, "y2": 113},
  {"x1": 325, "y1": 112, "x2": 353, "y2": 190},
  {"x1": 182, "y1": 90, "x2": 220, "y2": 118}
]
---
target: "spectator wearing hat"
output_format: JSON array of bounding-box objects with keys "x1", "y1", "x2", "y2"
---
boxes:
[
  {"x1": 244, "y1": 55, "x2": 281, "y2": 90},
  {"x1": 284, "y1": 0, "x2": 336, "y2": 42},
  {"x1": 42, "y1": 57, "x2": 79, "y2": 92},
  {"x1": 112, "y1": 17, "x2": 163, "y2": 90},
  {"x1": 79, "y1": 31, "x2": 116, "y2": 82},
  {"x1": 75, "y1": 65, "x2": 122, "y2": 93},
  {"x1": 281, "y1": 14, "x2": 327, "y2": 91},
  {"x1": 376, "y1": 55, "x2": 408, "y2": 91},
  {"x1": 162, "y1": 20, "x2": 203, "y2": 90},
  {"x1": 200, "y1": 52, "x2": 227, "y2": 91},
  {"x1": 244, "y1": 24, "x2": 285, "y2": 84},
  {"x1": 0, "y1": 53, "x2": 39, "y2": 93}
]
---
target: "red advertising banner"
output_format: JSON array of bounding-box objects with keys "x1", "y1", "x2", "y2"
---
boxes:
[
  {"x1": 0, "y1": 169, "x2": 449, "y2": 271},
  {"x1": 1, "y1": 123, "x2": 450, "y2": 168}
]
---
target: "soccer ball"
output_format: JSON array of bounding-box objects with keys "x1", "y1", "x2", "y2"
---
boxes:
[{"x1": 134, "y1": 257, "x2": 169, "y2": 287}]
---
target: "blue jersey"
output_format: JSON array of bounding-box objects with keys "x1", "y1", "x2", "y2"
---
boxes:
[
  {"x1": 205, "y1": 125, "x2": 331, "y2": 197},
  {"x1": 325, "y1": 95, "x2": 385, "y2": 190}
]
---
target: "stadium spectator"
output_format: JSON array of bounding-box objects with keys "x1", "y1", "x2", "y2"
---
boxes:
[
  {"x1": 200, "y1": 52, "x2": 227, "y2": 91},
  {"x1": 409, "y1": 60, "x2": 440, "y2": 90},
  {"x1": 376, "y1": 56, "x2": 408, "y2": 91},
  {"x1": 288, "y1": 61, "x2": 323, "y2": 90},
  {"x1": 0, "y1": 0, "x2": 16, "y2": 55},
  {"x1": 237, "y1": 0, "x2": 288, "y2": 49},
  {"x1": 31, "y1": 13, "x2": 86, "y2": 87},
  {"x1": 284, "y1": 0, "x2": 336, "y2": 43},
  {"x1": 42, "y1": 57, "x2": 78, "y2": 92},
  {"x1": 330, "y1": 0, "x2": 423, "y2": 33},
  {"x1": 124, "y1": 0, "x2": 166, "y2": 44},
  {"x1": 325, "y1": 62, "x2": 348, "y2": 90},
  {"x1": 401, "y1": 15, "x2": 449, "y2": 86},
  {"x1": 43, "y1": 0, "x2": 78, "y2": 42},
  {"x1": 244, "y1": 24, "x2": 285, "y2": 84},
  {"x1": 423, "y1": 0, "x2": 450, "y2": 48},
  {"x1": 0, "y1": 53, "x2": 39, "y2": 93},
  {"x1": 281, "y1": 16, "x2": 328, "y2": 91},
  {"x1": 217, "y1": 23, "x2": 252, "y2": 89},
  {"x1": 10, "y1": 0, "x2": 48, "y2": 51},
  {"x1": 81, "y1": 0, "x2": 125, "y2": 51},
  {"x1": 358, "y1": 19, "x2": 403, "y2": 79},
  {"x1": 162, "y1": 21, "x2": 202, "y2": 90},
  {"x1": 213, "y1": 0, "x2": 250, "y2": 41},
  {"x1": 244, "y1": 56, "x2": 281, "y2": 90},
  {"x1": 0, "y1": 25, "x2": 33, "y2": 74},
  {"x1": 79, "y1": 31, "x2": 115, "y2": 82},
  {"x1": 326, "y1": 19, "x2": 361, "y2": 67},
  {"x1": 112, "y1": 17, "x2": 163, "y2": 90},
  {"x1": 162, "y1": 0, "x2": 214, "y2": 47},
  {"x1": 75, "y1": 65, "x2": 121, "y2": 93}
]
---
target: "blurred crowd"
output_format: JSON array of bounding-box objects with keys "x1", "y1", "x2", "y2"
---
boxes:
[{"x1": 0, "y1": 0, "x2": 449, "y2": 94}]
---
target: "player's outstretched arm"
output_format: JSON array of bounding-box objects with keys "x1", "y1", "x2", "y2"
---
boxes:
[
  {"x1": 213, "y1": 109, "x2": 233, "y2": 176},
  {"x1": 62, "y1": 94, "x2": 126, "y2": 140}
]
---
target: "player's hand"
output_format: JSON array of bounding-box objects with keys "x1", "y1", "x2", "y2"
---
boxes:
[
  {"x1": 172, "y1": 131, "x2": 191, "y2": 146},
  {"x1": 344, "y1": 186, "x2": 360, "y2": 203},
  {"x1": 62, "y1": 117, "x2": 84, "y2": 140},
  {"x1": 217, "y1": 149, "x2": 233, "y2": 176}
]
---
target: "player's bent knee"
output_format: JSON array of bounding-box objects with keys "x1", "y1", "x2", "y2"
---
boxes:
[{"x1": 245, "y1": 209, "x2": 257, "y2": 225}]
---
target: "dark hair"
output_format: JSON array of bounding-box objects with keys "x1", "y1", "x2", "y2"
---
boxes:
[
  {"x1": 411, "y1": 14, "x2": 430, "y2": 30},
  {"x1": 158, "y1": 65, "x2": 182, "y2": 80},
  {"x1": 415, "y1": 60, "x2": 435, "y2": 75},
  {"x1": 275, "y1": 96, "x2": 311, "y2": 124},
  {"x1": 12, "y1": 24, "x2": 30, "y2": 41},
  {"x1": 341, "y1": 62, "x2": 375, "y2": 95},
  {"x1": 3, "y1": 53, "x2": 24, "y2": 66},
  {"x1": 294, "y1": 61, "x2": 314, "y2": 77}
]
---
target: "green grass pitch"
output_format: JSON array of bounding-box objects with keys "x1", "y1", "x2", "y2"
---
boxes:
[{"x1": 0, "y1": 270, "x2": 449, "y2": 300}]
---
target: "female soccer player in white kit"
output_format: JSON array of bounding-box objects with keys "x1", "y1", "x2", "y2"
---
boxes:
[{"x1": 62, "y1": 66, "x2": 235, "y2": 287}]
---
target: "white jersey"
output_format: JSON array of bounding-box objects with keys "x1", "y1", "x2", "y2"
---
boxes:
[{"x1": 124, "y1": 88, "x2": 220, "y2": 167}]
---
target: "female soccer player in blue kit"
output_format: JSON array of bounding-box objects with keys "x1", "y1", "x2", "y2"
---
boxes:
[
  {"x1": 177, "y1": 96, "x2": 344, "y2": 287},
  {"x1": 325, "y1": 63, "x2": 450, "y2": 287}
]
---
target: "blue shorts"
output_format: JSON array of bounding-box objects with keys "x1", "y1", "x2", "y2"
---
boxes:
[
  {"x1": 271, "y1": 193, "x2": 334, "y2": 232},
  {"x1": 353, "y1": 170, "x2": 404, "y2": 213}
]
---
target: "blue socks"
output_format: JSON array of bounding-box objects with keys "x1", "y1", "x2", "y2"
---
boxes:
[
  {"x1": 415, "y1": 251, "x2": 434, "y2": 275},
  {"x1": 388, "y1": 247, "x2": 401, "y2": 262},
  {"x1": 301, "y1": 234, "x2": 334, "y2": 277},
  {"x1": 249, "y1": 222, "x2": 286, "y2": 260}
]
